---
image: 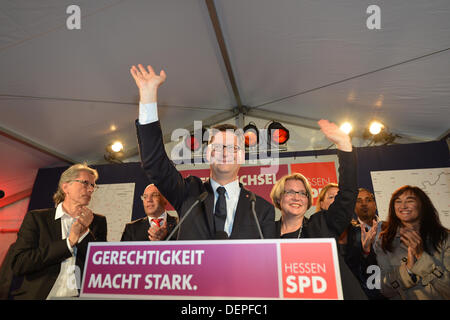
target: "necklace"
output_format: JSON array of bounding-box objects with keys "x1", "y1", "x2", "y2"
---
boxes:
[
  {"x1": 281, "y1": 218, "x2": 304, "y2": 238},
  {"x1": 297, "y1": 224, "x2": 303, "y2": 239}
]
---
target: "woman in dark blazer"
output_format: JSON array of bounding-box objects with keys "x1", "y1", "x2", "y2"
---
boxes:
[{"x1": 270, "y1": 120, "x2": 367, "y2": 299}]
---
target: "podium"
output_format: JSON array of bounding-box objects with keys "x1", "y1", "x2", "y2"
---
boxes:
[{"x1": 80, "y1": 239, "x2": 342, "y2": 300}]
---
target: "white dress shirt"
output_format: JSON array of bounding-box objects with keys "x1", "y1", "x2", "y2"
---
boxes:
[
  {"x1": 46, "y1": 203, "x2": 89, "y2": 299},
  {"x1": 139, "y1": 102, "x2": 158, "y2": 125},
  {"x1": 148, "y1": 211, "x2": 167, "y2": 227}
]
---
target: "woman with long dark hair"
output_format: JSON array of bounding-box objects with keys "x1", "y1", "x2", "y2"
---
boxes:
[{"x1": 373, "y1": 185, "x2": 449, "y2": 299}]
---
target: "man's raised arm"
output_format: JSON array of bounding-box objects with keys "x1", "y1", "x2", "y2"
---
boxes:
[{"x1": 130, "y1": 64, "x2": 166, "y2": 124}]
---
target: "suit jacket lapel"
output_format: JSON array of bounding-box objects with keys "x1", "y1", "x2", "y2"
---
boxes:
[
  {"x1": 166, "y1": 215, "x2": 177, "y2": 235},
  {"x1": 139, "y1": 217, "x2": 150, "y2": 240},
  {"x1": 142, "y1": 216, "x2": 150, "y2": 231},
  {"x1": 47, "y1": 208, "x2": 62, "y2": 241},
  {"x1": 167, "y1": 214, "x2": 175, "y2": 227},
  {"x1": 203, "y1": 180, "x2": 215, "y2": 236}
]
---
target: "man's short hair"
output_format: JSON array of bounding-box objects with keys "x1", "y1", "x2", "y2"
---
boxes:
[
  {"x1": 358, "y1": 188, "x2": 375, "y2": 199},
  {"x1": 208, "y1": 123, "x2": 244, "y2": 145},
  {"x1": 53, "y1": 163, "x2": 98, "y2": 206}
]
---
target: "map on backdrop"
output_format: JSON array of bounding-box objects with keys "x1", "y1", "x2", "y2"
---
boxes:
[
  {"x1": 371, "y1": 167, "x2": 450, "y2": 228},
  {"x1": 88, "y1": 183, "x2": 136, "y2": 242}
]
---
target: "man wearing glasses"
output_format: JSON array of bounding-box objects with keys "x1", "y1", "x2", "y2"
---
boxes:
[
  {"x1": 131, "y1": 64, "x2": 276, "y2": 240},
  {"x1": 11, "y1": 164, "x2": 107, "y2": 299},
  {"x1": 121, "y1": 184, "x2": 178, "y2": 241}
]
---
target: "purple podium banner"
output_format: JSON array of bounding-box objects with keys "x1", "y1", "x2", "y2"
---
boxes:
[{"x1": 81, "y1": 240, "x2": 280, "y2": 299}]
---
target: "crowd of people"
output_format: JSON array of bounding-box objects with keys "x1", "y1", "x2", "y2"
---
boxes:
[{"x1": 0, "y1": 64, "x2": 448, "y2": 300}]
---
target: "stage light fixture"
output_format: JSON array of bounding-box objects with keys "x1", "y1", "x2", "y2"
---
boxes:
[
  {"x1": 339, "y1": 122, "x2": 353, "y2": 135},
  {"x1": 105, "y1": 141, "x2": 125, "y2": 163},
  {"x1": 362, "y1": 121, "x2": 398, "y2": 145},
  {"x1": 111, "y1": 141, "x2": 124, "y2": 153},
  {"x1": 369, "y1": 121, "x2": 384, "y2": 135},
  {"x1": 268, "y1": 121, "x2": 290, "y2": 145},
  {"x1": 243, "y1": 123, "x2": 259, "y2": 148},
  {"x1": 185, "y1": 128, "x2": 207, "y2": 152},
  {"x1": 185, "y1": 135, "x2": 201, "y2": 151}
]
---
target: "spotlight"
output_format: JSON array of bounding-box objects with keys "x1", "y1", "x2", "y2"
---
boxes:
[
  {"x1": 363, "y1": 121, "x2": 398, "y2": 145},
  {"x1": 339, "y1": 122, "x2": 353, "y2": 135},
  {"x1": 105, "y1": 141, "x2": 125, "y2": 163},
  {"x1": 369, "y1": 121, "x2": 384, "y2": 135},
  {"x1": 111, "y1": 141, "x2": 124, "y2": 153},
  {"x1": 243, "y1": 123, "x2": 259, "y2": 148},
  {"x1": 268, "y1": 121, "x2": 290, "y2": 145}
]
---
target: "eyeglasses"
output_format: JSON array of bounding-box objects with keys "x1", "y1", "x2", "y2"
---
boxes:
[
  {"x1": 71, "y1": 179, "x2": 98, "y2": 190},
  {"x1": 283, "y1": 190, "x2": 309, "y2": 198},
  {"x1": 210, "y1": 144, "x2": 241, "y2": 153},
  {"x1": 141, "y1": 193, "x2": 160, "y2": 201}
]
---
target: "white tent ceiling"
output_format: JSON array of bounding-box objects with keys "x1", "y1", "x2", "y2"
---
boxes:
[{"x1": 0, "y1": 0, "x2": 449, "y2": 202}]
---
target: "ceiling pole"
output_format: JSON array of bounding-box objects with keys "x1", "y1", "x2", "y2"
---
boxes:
[
  {"x1": 236, "y1": 112, "x2": 245, "y2": 129},
  {"x1": 0, "y1": 188, "x2": 32, "y2": 209},
  {"x1": 205, "y1": 0, "x2": 244, "y2": 113}
]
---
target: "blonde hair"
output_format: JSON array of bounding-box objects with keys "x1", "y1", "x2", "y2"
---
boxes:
[
  {"x1": 53, "y1": 163, "x2": 98, "y2": 206},
  {"x1": 315, "y1": 183, "x2": 339, "y2": 212},
  {"x1": 270, "y1": 172, "x2": 313, "y2": 210}
]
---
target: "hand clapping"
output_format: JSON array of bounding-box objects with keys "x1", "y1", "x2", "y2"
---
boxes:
[
  {"x1": 68, "y1": 207, "x2": 93, "y2": 247},
  {"x1": 361, "y1": 219, "x2": 378, "y2": 254},
  {"x1": 148, "y1": 220, "x2": 168, "y2": 241},
  {"x1": 77, "y1": 207, "x2": 94, "y2": 229},
  {"x1": 400, "y1": 227, "x2": 423, "y2": 269}
]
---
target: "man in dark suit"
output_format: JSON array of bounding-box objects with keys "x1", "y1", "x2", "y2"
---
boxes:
[
  {"x1": 121, "y1": 184, "x2": 178, "y2": 241},
  {"x1": 130, "y1": 64, "x2": 276, "y2": 240},
  {"x1": 11, "y1": 164, "x2": 107, "y2": 299},
  {"x1": 344, "y1": 188, "x2": 386, "y2": 299}
]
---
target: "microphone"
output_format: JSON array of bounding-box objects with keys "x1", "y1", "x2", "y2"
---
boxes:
[
  {"x1": 166, "y1": 191, "x2": 208, "y2": 241},
  {"x1": 249, "y1": 192, "x2": 264, "y2": 239}
]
